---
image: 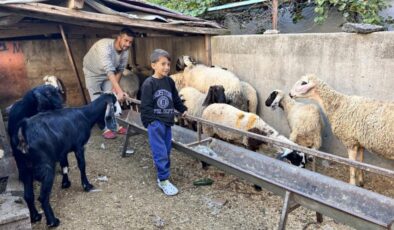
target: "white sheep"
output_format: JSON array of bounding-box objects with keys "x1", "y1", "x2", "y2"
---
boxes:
[
  {"x1": 201, "y1": 103, "x2": 307, "y2": 167},
  {"x1": 241, "y1": 81, "x2": 258, "y2": 113},
  {"x1": 265, "y1": 89, "x2": 323, "y2": 150},
  {"x1": 173, "y1": 56, "x2": 248, "y2": 112},
  {"x1": 290, "y1": 74, "x2": 394, "y2": 186}
]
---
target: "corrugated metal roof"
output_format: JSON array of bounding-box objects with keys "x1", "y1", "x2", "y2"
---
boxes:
[
  {"x1": 0, "y1": 0, "x2": 226, "y2": 34},
  {"x1": 208, "y1": 0, "x2": 266, "y2": 12}
]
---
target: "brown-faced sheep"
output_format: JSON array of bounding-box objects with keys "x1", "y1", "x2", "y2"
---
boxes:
[{"x1": 290, "y1": 74, "x2": 394, "y2": 186}]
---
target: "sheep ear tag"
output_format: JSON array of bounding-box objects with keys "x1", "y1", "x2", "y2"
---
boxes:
[{"x1": 105, "y1": 103, "x2": 117, "y2": 131}]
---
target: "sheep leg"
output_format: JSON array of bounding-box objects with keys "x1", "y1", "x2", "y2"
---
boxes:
[
  {"x1": 356, "y1": 147, "x2": 365, "y2": 187},
  {"x1": 74, "y1": 148, "x2": 93, "y2": 192},
  {"x1": 22, "y1": 174, "x2": 42, "y2": 223},
  {"x1": 348, "y1": 147, "x2": 358, "y2": 185},
  {"x1": 59, "y1": 157, "x2": 71, "y2": 189},
  {"x1": 38, "y1": 166, "x2": 60, "y2": 227}
]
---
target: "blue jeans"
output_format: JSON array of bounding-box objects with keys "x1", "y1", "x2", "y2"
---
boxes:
[{"x1": 147, "y1": 121, "x2": 172, "y2": 181}]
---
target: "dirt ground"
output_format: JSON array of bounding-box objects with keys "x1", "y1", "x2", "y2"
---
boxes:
[{"x1": 30, "y1": 126, "x2": 394, "y2": 230}]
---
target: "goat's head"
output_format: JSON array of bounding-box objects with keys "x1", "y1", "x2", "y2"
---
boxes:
[
  {"x1": 33, "y1": 85, "x2": 64, "y2": 112},
  {"x1": 265, "y1": 90, "x2": 285, "y2": 110},
  {"x1": 289, "y1": 74, "x2": 318, "y2": 99},
  {"x1": 176, "y1": 56, "x2": 196, "y2": 71},
  {"x1": 202, "y1": 85, "x2": 226, "y2": 106},
  {"x1": 95, "y1": 93, "x2": 120, "y2": 132},
  {"x1": 43, "y1": 75, "x2": 66, "y2": 102}
]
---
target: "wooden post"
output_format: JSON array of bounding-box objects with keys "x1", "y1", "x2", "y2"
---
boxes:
[
  {"x1": 272, "y1": 0, "x2": 278, "y2": 30},
  {"x1": 0, "y1": 110, "x2": 12, "y2": 158},
  {"x1": 68, "y1": 0, "x2": 84, "y2": 9},
  {"x1": 59, "y1": 25, "x2": 88, "y2": 104},
  {"x1": 204, "y1": 35, "x2": 212, "y2": 66}
]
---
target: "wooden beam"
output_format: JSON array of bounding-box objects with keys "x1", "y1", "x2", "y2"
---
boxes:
[
  {"x1": 59, "y1": 25, "x2": 88, "y2": 104},
  {"x1": 272, "y1": 0, "x2": 278, "y2": 30},
  {"x1": 68, "y1": 0, "x2": 84, "y2": 9},
  {"x1": 0, "y1": 110, "x2": 12, "y2": 159},
  {"x1": 204, "y1": 35, "x2": 212, "y2": 66},
  {"x1": 1, "y1": 3, "x2": 227, "y2": 35},
  {"x1": 0, "y1": 23, "x2": 59, "y2": 39}
]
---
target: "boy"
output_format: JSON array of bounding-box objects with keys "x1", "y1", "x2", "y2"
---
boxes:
[{"x1": 140, "y1": 49, "x2": 187, "y2": 196}]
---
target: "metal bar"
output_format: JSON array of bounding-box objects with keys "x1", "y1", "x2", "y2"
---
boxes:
[
  {"x1": 119, "y1": 115, "x2": 394, "y2": 229},
  {"x1": 185, "y1": 138, "x2": 212, "y2": 147},
  {"x1": 278, "y1": 191, "x2": 292, "y2": 230},
  {"x1": 197, "y1": 121, "x2": 202, "y2": 142},
  {"x1": 59, "y1": 24, "x2": 88, "y2": 104},
  {"x1": 123, "y1": 97, "x2": 394, "y2": 180}
]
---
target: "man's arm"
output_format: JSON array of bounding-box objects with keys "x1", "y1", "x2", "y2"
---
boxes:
[{"x1": 108, "y1": 73, "x2": 126, "y2": 101}]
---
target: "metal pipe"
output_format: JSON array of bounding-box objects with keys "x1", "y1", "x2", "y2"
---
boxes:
[{"x1": 123, "y1": 97, "x2": 394, "y2": 179}]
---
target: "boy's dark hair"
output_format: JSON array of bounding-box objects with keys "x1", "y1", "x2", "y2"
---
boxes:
[
  {"x1": 150, "y1": 49, "x2": 171, "y2": 63},
  {"x1": 120, "y1": 28, "x2": 136, "y2": 37}
]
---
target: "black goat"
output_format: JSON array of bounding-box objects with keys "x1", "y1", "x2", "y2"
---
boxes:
[
  {"x1": 7, "y1": 84, "x2": 64, "y2": 224},
  {"x1": 16, "y1": 93, "x2": 119, "y2": 227}
]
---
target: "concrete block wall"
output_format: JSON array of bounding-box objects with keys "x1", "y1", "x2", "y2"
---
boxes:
[{"x1": 211, "y1": 32, "x2": 394, "y2": 168}]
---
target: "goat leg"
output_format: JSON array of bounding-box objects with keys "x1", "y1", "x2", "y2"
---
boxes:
[
  {"x1": 75, "y1": 148, "x2": 93, "y2": 192},
  {"x1": 38, "y1": 166, "x2": 60, "y2": 227},
  {"x1": 22, "y1": 174, "x2": 42, "y2": 223},
  {"x1": 59, "y1": 158, "x2": 71, "y2": 189}
]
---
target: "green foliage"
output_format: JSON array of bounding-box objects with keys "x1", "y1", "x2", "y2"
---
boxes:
[
  {"x1": 147, "y1": 0, "x2": 237, "y2": 16},
  {"x1": 313, "y1": 0, "x2": 392, "y2": 25}
]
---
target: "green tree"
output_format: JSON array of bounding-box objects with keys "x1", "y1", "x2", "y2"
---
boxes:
[{"x1": 311, "y1": 0, "x2": 392, "y2": 25}]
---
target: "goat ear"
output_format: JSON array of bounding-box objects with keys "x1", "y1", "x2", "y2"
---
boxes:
[
  {"x1": 105, "y1": 102, "x2": 117, "y2": 131},
  {"x1": 34, "y1": 91, "x2": 50, "y2": 111}
]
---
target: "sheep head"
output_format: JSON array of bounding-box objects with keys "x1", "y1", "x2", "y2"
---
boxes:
[
  {"x1": 289, "y1": 74, "x2": 318, "y2": 99},
  {"x1": 265, "y1": 90, "x2": 285, "y2": 110},
  {"x1": 202, "y1": 85, "x2": 226, "y2": 106},
  {"x1": 170, "y1": 72, "x2": 185, "y2": 90},
  {"x1": 176, "y1": 56, "x2": 196, "y2": 71}
]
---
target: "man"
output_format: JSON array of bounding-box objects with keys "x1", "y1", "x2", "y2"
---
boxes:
[{"x1": 83, "y1": 28, "x2": 135, "y2": 139}]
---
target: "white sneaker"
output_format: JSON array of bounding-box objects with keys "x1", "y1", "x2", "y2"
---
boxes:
[{"x1": 157, "y1": 179, "x2": 179, "y2": 196}]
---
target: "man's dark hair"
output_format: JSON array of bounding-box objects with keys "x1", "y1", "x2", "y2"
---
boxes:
[{"x1": 120, "y1": 28, "x2": 136, "y2": 37}]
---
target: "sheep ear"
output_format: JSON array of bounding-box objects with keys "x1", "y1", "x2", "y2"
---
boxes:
[
  {"x1": 202, "y1": 87, "x2": 215, "y2": 106},
  {"x1": 176, "y1": 57, "x2": 185, "y2": 71},
  {"x1": 265, "y1": 91, "x2": 278, "y2": 107}
]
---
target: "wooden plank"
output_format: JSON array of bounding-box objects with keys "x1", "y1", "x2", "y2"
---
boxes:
[
  {"x1": 59, "y1": 25, "x2": 88, "y2": 104},
  {"x1": 1, "y1": 3, "x2": 228, "y2": 35},
  {"x1": 68, "y1": 0, "x2": 84, "y2": 9}
]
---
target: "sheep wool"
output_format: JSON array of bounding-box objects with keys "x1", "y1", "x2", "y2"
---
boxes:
[{"x1": 241, "y1": 81, "x2": 258, "y2": 113}]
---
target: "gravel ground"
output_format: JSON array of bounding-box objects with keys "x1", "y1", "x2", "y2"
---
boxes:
[{"x1": 30, "y1": 126, "x2": 393, "y2": 230}]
